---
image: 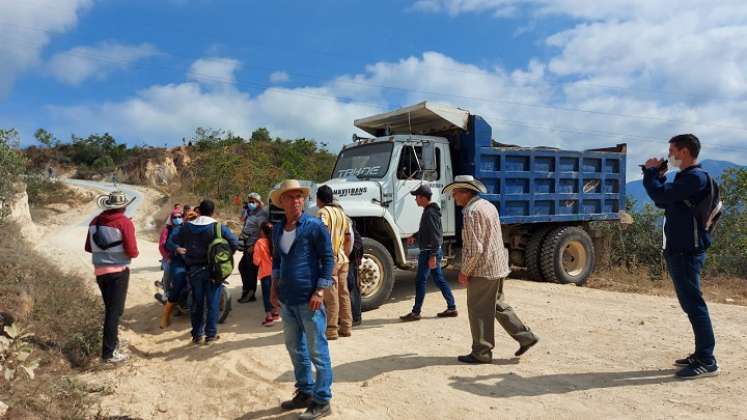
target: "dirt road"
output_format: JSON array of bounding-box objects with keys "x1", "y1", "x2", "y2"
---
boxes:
[{"x1": 40, "y1": 180, "x2": 747, "y2": 420}]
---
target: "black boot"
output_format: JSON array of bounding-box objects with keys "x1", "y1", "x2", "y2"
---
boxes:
[
  {"x1": 299, "y1": 401, "x2": 331, "y2": 419},
  {"x1": 238, "y1": 291, "x2": 251, "y2": 303},
  {"x1": 281, "y1": 390, "x2": 313, "y2": 410}
]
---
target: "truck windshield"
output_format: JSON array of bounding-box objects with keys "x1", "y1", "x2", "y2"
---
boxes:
[{"x1": 332, "y1": 142, "x2": 393, "y2": 179}]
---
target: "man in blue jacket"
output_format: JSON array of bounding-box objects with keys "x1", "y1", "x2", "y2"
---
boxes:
[
  {"x1": 174, "y1": 199, "x2": 239, "y2": 345},
  {"x1": 270, "y1": 180, "x2": 335, "y2": 420},
  {"x1": 643, "y1": 133, "x2": 719, "y2": 379}
]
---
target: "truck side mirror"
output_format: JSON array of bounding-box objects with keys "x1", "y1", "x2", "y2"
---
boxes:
[{"x1": 421, "y1": 143, "x2": 437, "y2": 172}]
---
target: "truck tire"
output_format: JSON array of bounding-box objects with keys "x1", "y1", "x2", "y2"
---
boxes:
[
  {"x1": 540, "y1": 226, "x2": 595, "y2": 285},
  {"x1": 525, "y1": 226, "x2": 552, "y2": 281},
  {"x1": 360, "y1": 237, "x2": 395, "y2": 312}
]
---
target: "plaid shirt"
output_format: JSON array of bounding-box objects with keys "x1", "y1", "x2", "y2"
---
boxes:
[{"x1": 461, "y1": 196, "x2": 511, "y2": 279}]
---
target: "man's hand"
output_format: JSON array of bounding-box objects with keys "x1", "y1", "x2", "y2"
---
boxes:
[
  {"x1": 458, "y1": 272, "x2": 470, "y2": 286},
  {"x1": 270, "y1": 279, "x2": 280, "y2": 308},
  {"x1": 309, "y1": 292, "x2": 324, "y2": 311},
  {"x1": 406, "y1": 236, "x2": 416, "y2": 246},
  {"x1": 428, "y1": 255, "x2": 437, "y2": 269},
  {"x1": 644, "y1": 157, "x2": 664, "y2": 169},
  {"x1": 176, "y1": 247, "x2": 187, "y2": 255}
]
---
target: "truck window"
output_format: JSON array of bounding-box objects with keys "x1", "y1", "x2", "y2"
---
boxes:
[
  {"x1": 397, "y1": 146, "x2": 441, "y2": 180},
  {"x1": 332, "y1": 142, "x2": 393, "y2": 179}
]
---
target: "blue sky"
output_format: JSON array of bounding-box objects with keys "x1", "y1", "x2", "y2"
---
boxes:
[{"x1": 1, "y1": 0, "x2": 746, "y2": 175}]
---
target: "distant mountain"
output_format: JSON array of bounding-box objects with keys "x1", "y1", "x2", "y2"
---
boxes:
[{"x1": 626, "y1": 159, "x2": 745, "y2": 209}]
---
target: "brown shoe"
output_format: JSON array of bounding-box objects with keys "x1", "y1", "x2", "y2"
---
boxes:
[
  {"x1": 399, "y1": 312, "x2": 421, "y2": 322},
  {"x1": 437, "y1": 309, "x2": 458, "y2": 318},
  {"x1": 339, "y1": 330, "x2": 352, "y2": 337}
]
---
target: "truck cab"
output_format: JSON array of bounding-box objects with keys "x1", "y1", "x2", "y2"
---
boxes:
[{"x1": 271, "y1": 102, "x2": 627, "y2": 311}]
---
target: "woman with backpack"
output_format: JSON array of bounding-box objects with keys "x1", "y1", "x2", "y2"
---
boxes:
[{"x1": 254, "y1": 221, "x2": 279, "y2": 326}]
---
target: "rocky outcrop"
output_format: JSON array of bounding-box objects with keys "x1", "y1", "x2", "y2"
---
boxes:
[{"x1": 6, "y1": 183, "x2": 38, "y2": 240}]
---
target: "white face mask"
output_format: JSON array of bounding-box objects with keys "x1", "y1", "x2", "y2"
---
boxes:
[{"x1": 668, "y1": 153, "x2": 683, "y2": 171}]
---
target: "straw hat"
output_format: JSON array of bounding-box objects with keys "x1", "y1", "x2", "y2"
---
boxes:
[
  {"x1": 442, "y1": 175, "x2": 487, "y2": 195},
  {"x1": 96, "y1": 190, "x2": 136, "y2": 210},
  {"x1": 270, "y1": 179, "x2": 311, "y2": 206}
]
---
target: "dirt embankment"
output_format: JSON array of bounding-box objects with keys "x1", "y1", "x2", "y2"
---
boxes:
[{"x1": 14, "y1": 180, "x2": 743, "y2": 420}]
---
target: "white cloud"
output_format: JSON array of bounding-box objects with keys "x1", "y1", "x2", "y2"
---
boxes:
[
  {"x1": 269, "y1": 71, "x2": 290, "y2": 83},
  {"x1": 48, "y1": 41, "x2": 159, "y2": 85},
  {"x1": 187, "y1": 57, "x2": 241, "y2": 87},
  {"x1": 0, "y1": 0, "x2": 92, "y2": 96},
  {"x1": 409, "y1": 0, "x2": 517, "y2": 17}
]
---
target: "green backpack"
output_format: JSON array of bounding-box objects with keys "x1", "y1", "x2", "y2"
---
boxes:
[{"x1": 207, "y1": 223, "x2": 234, "y2": 283}]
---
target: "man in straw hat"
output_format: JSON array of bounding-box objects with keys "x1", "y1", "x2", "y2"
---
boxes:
[
  {"x1": 442, "y1": 175, "x2": 539, "y2": 364},
  {"x1": 270, "y1": 180, "x2": 335, "y2": 419},
  {"x1": 85, "y1": 190, "x2": 139, "y2": 364}
]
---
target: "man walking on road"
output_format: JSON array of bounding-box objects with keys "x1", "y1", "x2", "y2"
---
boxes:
[
  {"x1": 316, "y1": 185, "x2": 353, "y2": 339},
  {"x1": 173, "y1": 199, "x2": 239, "y2": 345},
  {"x1": 643, "y1": 134, "x2": 720, "y2": 379},
  {"x1": 237, "y1": 192, "x2": 268, "y2": 303},
  {"x1": 400, "y1": 184, "x2": 457, "y2": 322},
  {"x1": 271, "y1": 180, "x2": 335, "y2": 420},
  {"x1": 85, "y1": 191, "x2": 139, "y2": 364},
  {"x1": 443, "y1": 176, "x2": 538, "y2": 363}
]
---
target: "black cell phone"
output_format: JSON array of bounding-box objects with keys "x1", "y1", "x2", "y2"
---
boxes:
[{"x1": 639, "y1": 159, "x2": 668, "y2": 171}]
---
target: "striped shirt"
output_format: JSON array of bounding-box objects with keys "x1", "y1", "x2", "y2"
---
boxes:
[
  {"x1": 318, "y1": 205, "x2": 350, "y2": 264},
  {"x1": 461, "y1": 196, "x2": 511, "y2": 279}
]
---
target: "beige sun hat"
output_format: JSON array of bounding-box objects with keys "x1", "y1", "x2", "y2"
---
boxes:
[
  {"x1": 442, "y1": 175, "x2": 488, "y2": 195},
  {"x1": 270, "y1": 179, "x2": 311, "y2": 206},
  {"x1": 96, "y1": 190, "x2": 136, "y2": 210}
]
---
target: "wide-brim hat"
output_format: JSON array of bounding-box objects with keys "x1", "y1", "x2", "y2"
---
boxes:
[
  {"x1": 247, "y1": 192, "x2": 264, "y2": 206},
  {"x1": 96, "y1": 190, "x2": 136, "y2": 210},
  {"x1": 442, "y1": 175, "x2": 487, "y2": 195},
  {"x1": 270, "y1": 179, "x2": 311, "y2": 206}
]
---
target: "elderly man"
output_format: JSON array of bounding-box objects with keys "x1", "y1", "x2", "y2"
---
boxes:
[
  {"x1": 443, "y1": 175, "x2": 539, "y2": 364},
  {"x1": 270, "y1": 180, "x2": 335, "y2": 420},
  {"x1": 238, "y1": 192, "x2": 269, "y2": 303}
]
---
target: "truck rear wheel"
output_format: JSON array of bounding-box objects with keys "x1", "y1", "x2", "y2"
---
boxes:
[
  {"x1": 525, "y1": 226, "x2": 552, "y2": 281},
  {"x1": 540, "y1": 226, "x2": 594, "y2": 285},
  {"x1": 360, "y1": 237, "x2": 395, "y2": 312}
]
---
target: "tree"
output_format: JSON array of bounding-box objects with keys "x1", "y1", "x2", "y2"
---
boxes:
[
  {"x1": 34, "y1": 128, "x2": 56, "y2": 148},
  {"x1": 0, "y1": 128, "x2": 28, "y2": 220}
]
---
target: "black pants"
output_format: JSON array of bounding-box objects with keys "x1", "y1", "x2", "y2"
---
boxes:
[
  {"x1": 96, "y1": 269, "x2": 129, "y2": 359},
  {"x1": 347, "y1": 264, "x2": 362, "y2": 322},
  {"x1": 238, "y1": 251, "x2": 258, "y2": 297}
]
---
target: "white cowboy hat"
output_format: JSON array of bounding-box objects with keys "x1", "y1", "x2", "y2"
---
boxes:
[
  {"x1": 270, "y1": 179, "x2": 311, "y2": 206},
  {"x1": 442, "y1": 175, "x2": 487, "y2": 195},
  {"x1": 96, "y1": 190, "x2": 136, "y2": 210}
]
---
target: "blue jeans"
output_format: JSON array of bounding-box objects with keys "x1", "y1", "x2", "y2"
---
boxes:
[
  {"x1": 260, "y1": 276, "x2": 273, "y2": 313},
  {"x1": 281, "y1": 303, "x2": 333, "y2": 403},
  {"x1": 167, "y1": 261, "x2": 188, "y2": 304},
  {"x1": 188, "y1": 266, "x2": 223, "y2": 338},
  {"x1": 665, "y1": 252, "x2": 716, "y2": 363},
  {"x1": 412, "y1": 249, "x2": 456, "y2": 314}
]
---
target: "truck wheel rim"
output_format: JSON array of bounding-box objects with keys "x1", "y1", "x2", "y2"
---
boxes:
[
  {"x1": 562, "y1": 241, "x2": 587, "y2": 277},
  {"x1": 359, "y1": 254, "x2": 383, "y2": 297}
]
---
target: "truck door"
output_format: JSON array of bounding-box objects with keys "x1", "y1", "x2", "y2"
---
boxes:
[{"x1": 392, "y1": 144, "x2": 444, "y2": 237}]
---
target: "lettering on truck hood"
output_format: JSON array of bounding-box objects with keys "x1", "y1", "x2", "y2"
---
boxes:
[{"x1": 320, "y1": 180, "x2": 385, "y2": 216}]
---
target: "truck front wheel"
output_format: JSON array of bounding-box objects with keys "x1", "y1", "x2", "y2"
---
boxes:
[
  {"x1": 359, "y1": 237, "x2": 395, "y2": 311},
  {"x1": 540, "y1": 226, "x2": 595, "y2": 285}
]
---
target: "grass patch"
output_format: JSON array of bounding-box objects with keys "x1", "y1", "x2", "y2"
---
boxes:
[{"x1": 0, "y1": 221, "x2": 103, "y2": 418}]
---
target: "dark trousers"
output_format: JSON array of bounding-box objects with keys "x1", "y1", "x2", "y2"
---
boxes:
[
  {"x1": 347, "y1": 264, "x2": 362, "y2": 322},
  {"x1": 238, "y1": 251, "x2": 258, "y2": 297},
  {"x1": 189, "y1": 266, "x2": 223, "y2": 338},
  {"x1": 412, "y1": 249, "x2": 456, "y2": 314},
  {"x1": 665, "y1": 252, "x2": 716, "y2": 363},
  {"x1": 260, "y1": 275, "x2": 273, "y2": 313},
  {"x1": 96, "y1": 269, "x2": 130, "y2": 359}
]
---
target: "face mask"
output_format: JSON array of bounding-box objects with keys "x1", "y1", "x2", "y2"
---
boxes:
[
  {"x1": 247, "y1": 202, "x2": 258, "y2": 211},
  {"x1": 173, "y1": 217, "x2": 183, "y2": 225},
  {"x1": 668, "y1": 153, "x2": 683, "y2": 171}
]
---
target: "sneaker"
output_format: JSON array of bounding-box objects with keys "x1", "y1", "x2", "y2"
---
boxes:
[
  {"x1": 674, "y1": 354, "x2": 697, "y2": 367},
  {"x1": 237, "y1": 293, "x2": 251, "y2": 303},
  {"x1": 676, "y1": 359, "x2": 719, "y2": 379},
  {"x1": 272, "y1": 311, "x2": 281, "y2": 322},
  {"x1": 281, "y1": 390, "x2": 313, "y2": 410},
  {"x1": 457, "y1": 354, "x2": 491, "y2": 364},
  {"x1": 299, "y1": 401, "x2": 332, "y2": 419},
  {"x1": 103, "y1": 349, "x2": 129, "y2": 364},
  {"x1": 192, "y1": 336, "x2": 203, "y2": 345},
  {"x1": 437, "y1": 309, "x2": 458, "y2": 318},
  {"x1": 399, "y1": 312, "x2": 421, "y2": 322},
  {"x1": 248, "y1": 295, "x2": 257, "y2": 302},
  {"x1": 204, "y1": 335, "x2": 220, "y2": 344},
  {"x1": 262, "y1": 316, "x2": 274, "y2": 327},
  {"x1": 515, "y1": 337, "x2": 539, "y2": 357}
]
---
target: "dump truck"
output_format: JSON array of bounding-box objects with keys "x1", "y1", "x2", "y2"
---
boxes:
[{"x1": 270, "y1": 102, "x2": 627, "y2": 311}]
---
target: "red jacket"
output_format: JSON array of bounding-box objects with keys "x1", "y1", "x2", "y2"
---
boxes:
[{"x1": 85, "y1": 209, "x2": 139, "y2": 266}]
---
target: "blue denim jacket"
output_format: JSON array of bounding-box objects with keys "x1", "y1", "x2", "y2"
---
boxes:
[{"x1": 272, "y1": 213, "x2": 335, "y2": 305}]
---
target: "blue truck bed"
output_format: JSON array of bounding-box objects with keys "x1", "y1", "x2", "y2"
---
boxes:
[{"x1": 476, "y1": 144, "x2": 627, "y2": 224}]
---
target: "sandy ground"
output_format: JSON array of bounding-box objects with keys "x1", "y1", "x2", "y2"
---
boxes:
[{"x1": 37, "y1": 180, "x2": 747, "y2": 420}]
